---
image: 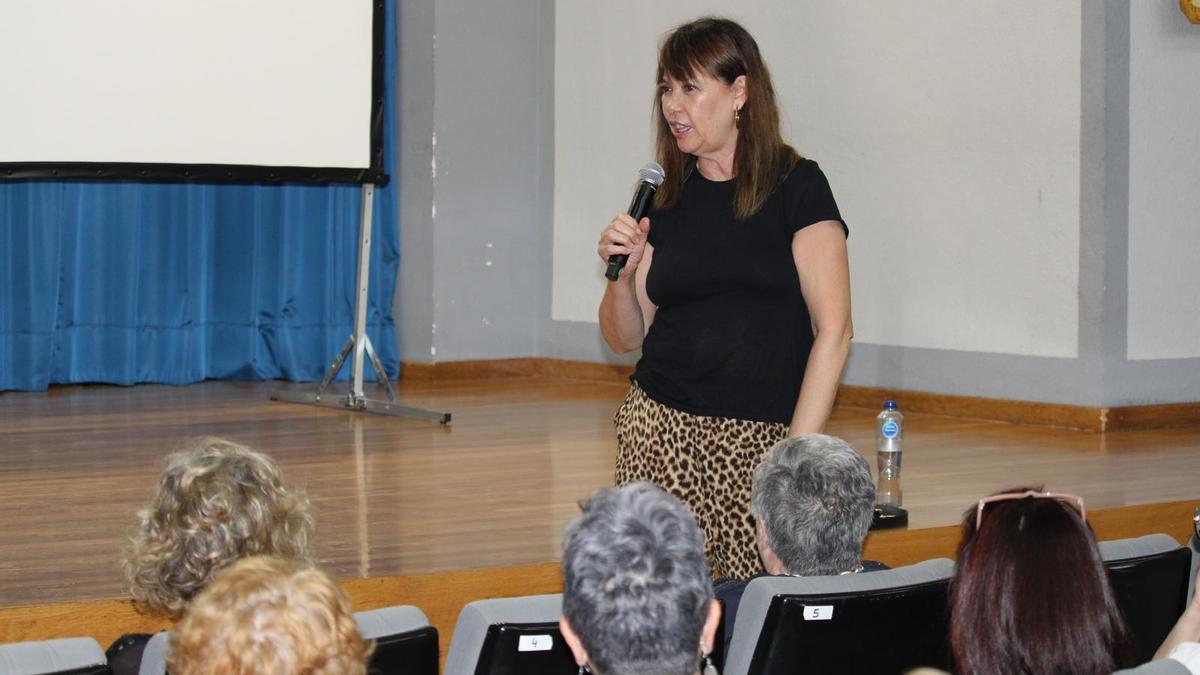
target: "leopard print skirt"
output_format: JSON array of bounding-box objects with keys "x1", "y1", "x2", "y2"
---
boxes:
[{"x1": 614, "y1": 382, "x2": 788, "y2": 579}]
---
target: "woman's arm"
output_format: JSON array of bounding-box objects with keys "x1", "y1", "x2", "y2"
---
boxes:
[
  {"x1": 788, "y1": 220, "x2": 852, "y2": 435},
  {"x1": 598, "y1": 214, "x2": 657, "y2": 353}
]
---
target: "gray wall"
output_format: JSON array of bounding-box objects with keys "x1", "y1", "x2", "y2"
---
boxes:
[
  {"x1": 396, "y1": 0, "x2": 435, "y2": 362},
  {"x1": 395, "y1": 0, "x2": 1200, "y2": 407},
  {"x1": 395, "y1": 0, "x2": 549, "y2": 362}
]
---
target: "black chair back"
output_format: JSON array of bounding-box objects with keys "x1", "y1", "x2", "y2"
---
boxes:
[
  {"x1": 724, "y1": 558, "x2": 955, "y2": 675},
  {"x1": 471, "y1": 622, "x2": 575, "y2": 675},
  {"x1": 367, "y1": 625, "x2": 439, "y2": 675},
  {"x1": 444, "y1": 594, "x2": 576, "y2": 675},
  {"x1": 354, "y1": 605, "x2": 439, "y2": 675},
  {"x1": 1102, "y1": 534, "x2": 1192, "y2": 665},
  {"x1": 751, "y1": 581, "x2": 950, "y2": 674}
]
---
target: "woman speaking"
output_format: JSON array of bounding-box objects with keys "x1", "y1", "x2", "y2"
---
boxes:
[{"x1": 597, "y1": 17, "x2": 852, "y2": 578}]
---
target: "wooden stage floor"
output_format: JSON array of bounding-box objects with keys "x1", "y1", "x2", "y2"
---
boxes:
[{"x1": 2, "y1": 376, "x2": 1199, "y2": 608}]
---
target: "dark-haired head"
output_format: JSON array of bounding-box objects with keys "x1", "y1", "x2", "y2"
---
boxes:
[
  {"x1": 949, "y1": 486, "x2": 1133, "y2": 675},
  {"x1": 653, "y1": 16, "x2": 798, "y2": 220}
]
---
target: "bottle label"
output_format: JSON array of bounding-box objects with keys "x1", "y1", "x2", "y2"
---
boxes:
[{"x1": 882, "y1": 420, "x2": 900, "y2": 439}]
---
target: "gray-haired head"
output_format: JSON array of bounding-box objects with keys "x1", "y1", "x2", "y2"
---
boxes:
[
  {"x1": 751, "y1": 434, "x2": 875, "y2": 576},
  {"x1": 561, "y1": 482, "x2": 712, "y2": 675}
]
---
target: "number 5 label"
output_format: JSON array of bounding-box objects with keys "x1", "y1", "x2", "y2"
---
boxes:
[{"x1": 802, "y1": 605, "x2": 833, "y2": 621}]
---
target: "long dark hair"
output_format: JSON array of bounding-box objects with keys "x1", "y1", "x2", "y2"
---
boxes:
[
  {"x1": 949, "y1": 487, "x2": 1133, "y2": 675},
  {"x1": 653, "y1": 17, "x2": 797, "y2": 220}
]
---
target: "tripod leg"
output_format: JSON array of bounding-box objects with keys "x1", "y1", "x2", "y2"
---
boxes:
[
  {"x1": 363, "y1": 336, "x2": 398, "y2": 403},
  {"x1": 316, "y1": 334, "x2": 356, "y2": 398}
]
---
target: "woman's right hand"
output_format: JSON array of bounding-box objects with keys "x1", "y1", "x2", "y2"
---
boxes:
[{"x1": 597, "y1": 213, "x2": 651, "y2": 277}]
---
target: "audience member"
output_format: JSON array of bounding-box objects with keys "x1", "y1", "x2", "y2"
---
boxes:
[
  {"x1": 714, "y1": 434, "x2": 884, "y2": 653},
  {"x1": 107, "y1": 437, "x2": 314, "y2": 674},
  {"x1": 166, "y1": 556, "x2": 369, "y2": 675},
  {"x1": 559, "y1": 482, "x2": 722, "y2": 675},
  {"x1": 949, "y1": 487, "x2": 1134, "y2": 674}
]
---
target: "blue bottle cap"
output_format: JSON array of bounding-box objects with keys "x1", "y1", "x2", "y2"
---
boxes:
[{"x1": 883, "y1": 399, "x2": 898, "y2": 409}]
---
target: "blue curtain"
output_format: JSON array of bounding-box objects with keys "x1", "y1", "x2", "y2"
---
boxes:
[{"x1": 0, "y1": 5, "x2": 398, "y2": 392}]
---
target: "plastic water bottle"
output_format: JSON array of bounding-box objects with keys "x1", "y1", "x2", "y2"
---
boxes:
[{"x1": 875, "y1": 400, "x2": 904, "y2": 506}]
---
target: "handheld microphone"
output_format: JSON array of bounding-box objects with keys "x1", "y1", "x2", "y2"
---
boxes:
[{"x1": 605, "y1": 162, "x2": 665, "y2": 281}]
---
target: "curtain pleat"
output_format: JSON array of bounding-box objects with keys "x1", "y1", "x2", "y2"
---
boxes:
[{"x1": 0, "y1": 2, "x2": 398, "y2": 392}]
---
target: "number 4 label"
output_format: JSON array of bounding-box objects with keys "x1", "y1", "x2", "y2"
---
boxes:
[{"x1": 518, "y1": 635, "x2": 553, "y2": 651}]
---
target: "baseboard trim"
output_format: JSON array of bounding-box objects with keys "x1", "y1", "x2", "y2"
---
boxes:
[
  {"x1": 835, "y1": 385, "x2": 1105, "y2": 431},
  {"x1": 1103, "y1": 401, "x2": 1200, "y2": 431},
  {"x1": 837, "y1": 386, "x2": 1200, "y2": 432},
  {"x1": 401, "y1": 357, "x2": 634, "y2": 383},
  {"x1": 399, "y1": 358, "x2": 1200, "y2": 432}
]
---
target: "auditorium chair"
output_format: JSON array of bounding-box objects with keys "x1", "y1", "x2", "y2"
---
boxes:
[
  {"x1": 1101, "y1": 533, "x2": 1193, "y2": 665},
  {"x1": 136, "y1": 633, "x2": 168, "y2": 675},
  {"x1": 0, "y1": 636, "x2": 109, "y2": 675},
  {"x1": 443, "y1": 594, "x2": 576, "y2": 675},
  {"x1": 354, "y1": 605, "x2": 438, "y2": 675},
  {"x1": 135, "y1": 606, "x2": 439, "y2": 675},
  {"x1": 722, "y1": 557, "x2": 956, "y2": 675}
]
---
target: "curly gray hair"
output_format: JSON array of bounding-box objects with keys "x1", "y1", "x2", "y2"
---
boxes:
[
  {"x1": 750, "y1": 434, "x2": 875, "y2": 576},
  {"x1": 561, "y1": 482, "x2": 712, "y2": 675},
  {"x1": 123, "y1": 438, "x2": 314, "y2": 618}
]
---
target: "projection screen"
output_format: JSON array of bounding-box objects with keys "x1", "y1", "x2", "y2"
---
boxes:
[{"x1": 0, "y1": 0, "x2": 385, "y2": 184}]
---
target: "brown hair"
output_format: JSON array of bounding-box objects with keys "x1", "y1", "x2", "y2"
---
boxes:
[
  {"x1": 949, "y1": 487, "x2": 1133, "y2": 674},
  {"x1": 653, "y1": 16, "x2": 798, "y2": 220},
  {"x1": 167, "y1": 556, "x2": 370, "y2": 675},
  {"x1": 123, "y1": 437, "x2": 314, "y2": 618}
]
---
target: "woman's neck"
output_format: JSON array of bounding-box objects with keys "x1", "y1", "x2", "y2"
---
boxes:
[{"x1": 695, "y1": 151, "x2": 736, "y2": 181}]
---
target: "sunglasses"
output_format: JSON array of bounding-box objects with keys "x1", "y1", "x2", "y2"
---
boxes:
[{"x1": 975, "y1": 490, "x2": 1086, "y2": 529}]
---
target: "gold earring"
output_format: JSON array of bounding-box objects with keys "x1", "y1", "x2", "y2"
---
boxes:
[{"x1": 734, "y1": 107, "x2": 741, "y2": 124}]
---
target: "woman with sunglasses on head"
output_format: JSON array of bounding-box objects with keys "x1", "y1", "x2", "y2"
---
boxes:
[
  {"x1": 950, "y1": 488, "x2": 1200, "y2": 675},
  {"x1": 949, "y1": 488, "x2": 1133, "y2": 674}
]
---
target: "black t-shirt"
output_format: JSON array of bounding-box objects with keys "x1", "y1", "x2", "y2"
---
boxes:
[{"x1": 632, "y1": 158, "x2": 846, "y2": 424}]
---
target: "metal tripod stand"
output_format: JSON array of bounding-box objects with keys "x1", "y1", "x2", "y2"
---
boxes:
[{"x1": 271, "y1": 184, "x2": 450, "y2": 424}]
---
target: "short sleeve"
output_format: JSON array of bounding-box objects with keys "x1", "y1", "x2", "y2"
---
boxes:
[
  {"x1": 1169, "y1": 642, "x2": 1200, "y2": 673},
  {"x1": 783, "y1": 159, "x2": 848, "y2": 237}
]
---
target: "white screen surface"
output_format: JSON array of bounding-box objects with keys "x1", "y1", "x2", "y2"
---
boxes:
[{"x1": 0, "y1": 1, "x2": 374, "y2": 169}]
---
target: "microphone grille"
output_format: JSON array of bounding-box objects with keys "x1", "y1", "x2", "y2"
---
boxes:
[{"x1": 638, "y1": 161, "x2": 666, "y2": 187}]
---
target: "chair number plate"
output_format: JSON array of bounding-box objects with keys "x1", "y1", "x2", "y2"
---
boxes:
[
  {"x1": 802, "y1": 605, "x2": 833, "y2": 621},
  {"x1": 518, "y1": 635, "x2": 554, "y2": 651}
]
